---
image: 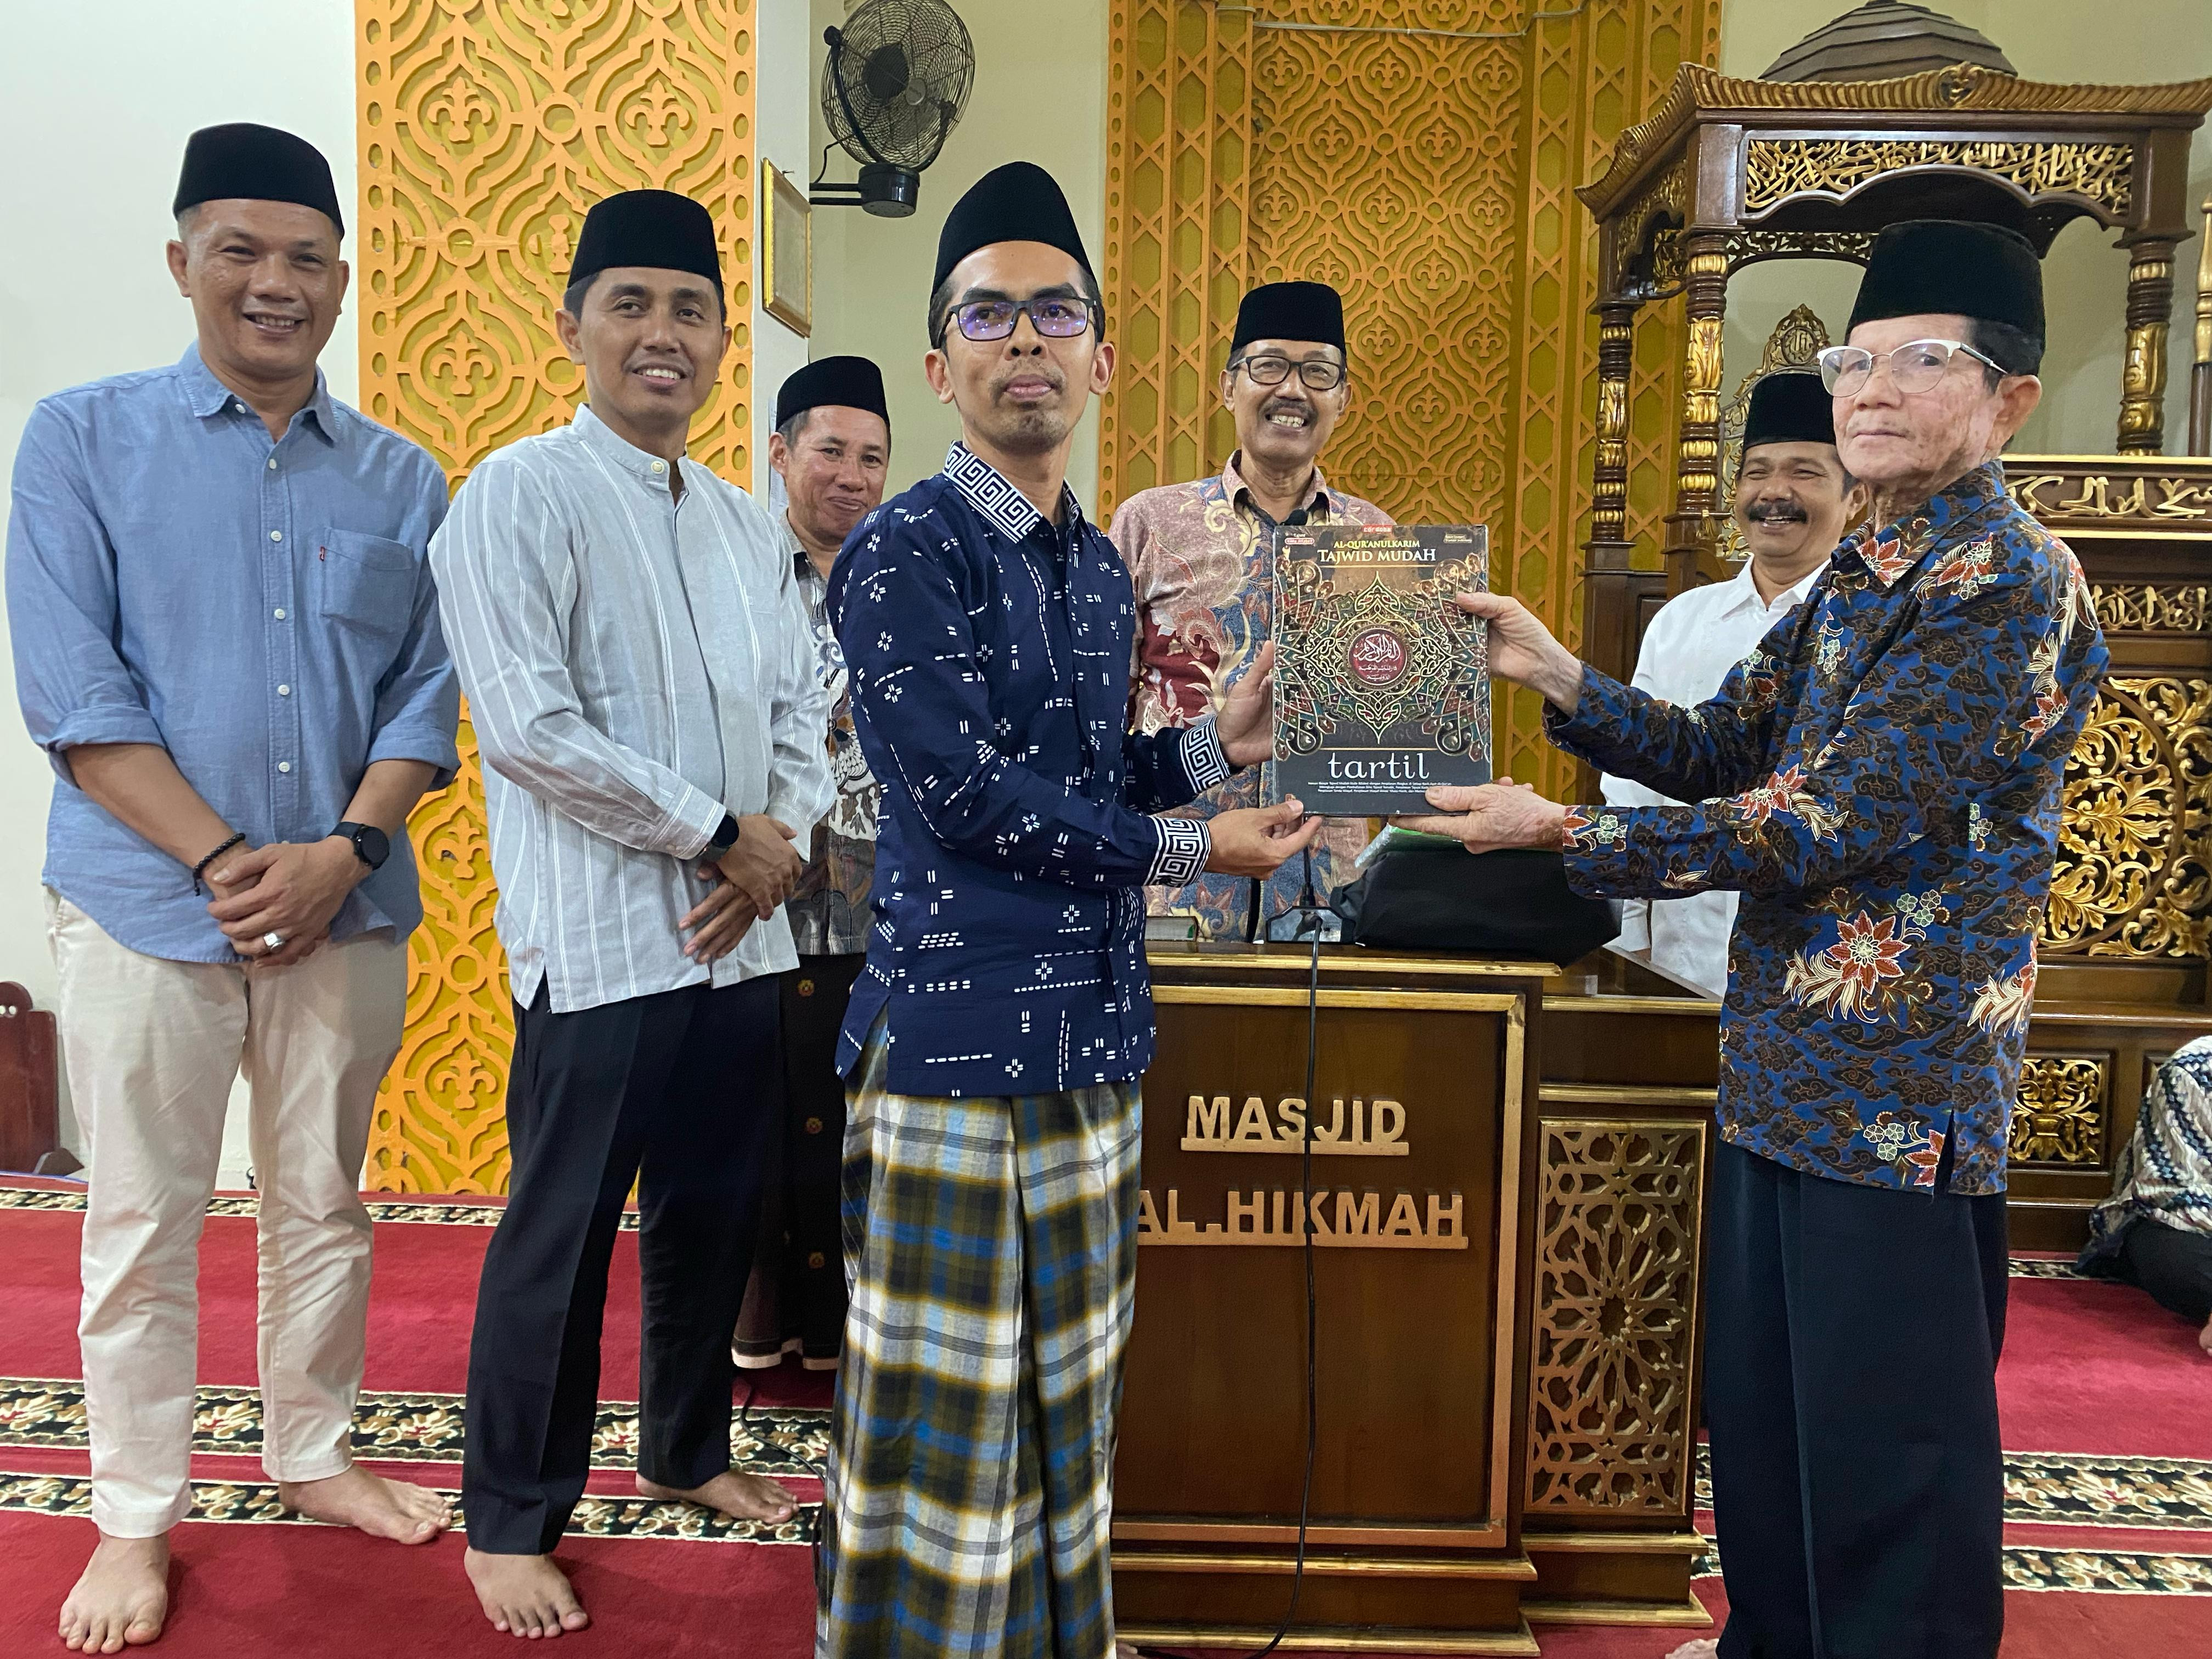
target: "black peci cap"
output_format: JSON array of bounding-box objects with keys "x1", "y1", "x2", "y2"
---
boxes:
[
  {"x1": 173, "y1": 123, "x2": 344, "y2": 237},
  {"x1": 1743, "y1": 370, "x2": 1835, "y2": 452},
  {"x1": 932, "y1": 161, "x2": 1092, "y2": 295},
  {"x1": 776, "y1": 355, "x2": 890, "y2": 433},
  {"x1": 1230, "y1": 281, "x2": 1346, "y2": 354},
  {"x1": 1846, "y1": 219, "x2": 2043, "y2": 349},
  {"x1": 569, "y1": 189, "x2": 722, "y2": 292}
]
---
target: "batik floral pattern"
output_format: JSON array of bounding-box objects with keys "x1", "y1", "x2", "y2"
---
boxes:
[
  {"x1": 1109, "y1": 458, "x2": 1392, "y2": 939},
  {"x1": 1550, "y1": 462, "x2": 2109, "y2": 1194}
]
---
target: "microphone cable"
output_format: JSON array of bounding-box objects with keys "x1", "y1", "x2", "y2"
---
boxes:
[
  {"x1": 1139, "y1": 842, "x2": 1324, "y2": 1659},
  {"x1": 1141, "y1": 505, "x2": 1323, "y2": 1659}
]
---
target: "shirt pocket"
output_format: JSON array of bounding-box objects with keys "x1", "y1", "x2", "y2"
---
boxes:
[{"x1": 315, "y1": 529, "x2": 417, "y2": 643}]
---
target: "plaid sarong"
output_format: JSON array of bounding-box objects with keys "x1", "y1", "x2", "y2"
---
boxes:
[{"x1": 817, "y1": 1014, "x2": 1143, "y2": 1658}]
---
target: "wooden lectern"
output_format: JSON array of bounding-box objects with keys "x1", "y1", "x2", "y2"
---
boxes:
[{"x1": 1112, "y1": 945, "x2": 1715, "y2": 1653}]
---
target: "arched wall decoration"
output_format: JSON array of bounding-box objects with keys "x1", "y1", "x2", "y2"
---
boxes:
[
  {"x1": 355, "y1": 0, "x2": 759, "y2": 1193},
  {"x1": 1101, "y1": 0, "x2": 1723, "y2": 797}
]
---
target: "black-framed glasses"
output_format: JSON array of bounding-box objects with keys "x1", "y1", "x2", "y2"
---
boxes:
[
  {"x1": 1231, "y1": 352, "x2": 1348, "y2": 392},
  {"x1": 949, "y1": 296, "x2": 1099, "y2": 343},
  {"x1": 1816, "y1": 338, "x2": 2005, "y2": 397}
]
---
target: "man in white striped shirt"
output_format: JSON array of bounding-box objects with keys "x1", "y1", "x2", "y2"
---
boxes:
[{"x1": 430, "y1": 189, "x2": 832, "y2": 1640}]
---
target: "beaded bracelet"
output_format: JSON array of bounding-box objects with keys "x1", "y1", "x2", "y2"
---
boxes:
[{"x1": 191, "y1": 832, "x2": 246, "y2": 895}]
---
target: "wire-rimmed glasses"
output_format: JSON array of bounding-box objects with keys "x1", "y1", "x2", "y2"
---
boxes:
[{"x1": 1816, "y1": 338, "x2": 2006, "y2": 398}]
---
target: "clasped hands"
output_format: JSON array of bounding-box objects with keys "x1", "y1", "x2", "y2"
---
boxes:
[
  {"x1": 1390, "y1": 592, "x2": 1582, "y2": 855},
  {"x1": 206, "y1": 838, "x2": 369, "y2": 968},
  {"x1": 682, "y1": 814, "x2": 805, "y2": 964}
]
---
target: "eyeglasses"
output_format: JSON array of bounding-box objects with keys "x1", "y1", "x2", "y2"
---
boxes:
[
  {"x1": 947, "y1": 296, "x2": 1099, "y2": 343},
  {"x1": 1816, "y1": 338, "x2": 2006, "y2": 397},
  {"x1": 1230, "y1": 353, "x2": 1348, "y2": 392}
]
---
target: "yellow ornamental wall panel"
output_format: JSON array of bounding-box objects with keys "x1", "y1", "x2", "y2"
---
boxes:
[
  {"x1": 1102, "y1": 0, "x2": 1720, "y2": 798},
  {"x1": 356, "y1": 0, "x2": 757, "y2": 1192}
]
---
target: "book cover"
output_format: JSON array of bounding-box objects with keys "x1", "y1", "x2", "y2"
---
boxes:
[{"x1": 1270, "y1": 523, "x2": 1491, "y2": 815}]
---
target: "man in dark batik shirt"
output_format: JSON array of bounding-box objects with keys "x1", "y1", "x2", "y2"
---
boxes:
[
  {"x1": 816, "y1": 162, "x2": 1318, "y2": 1658},
  {"x1": 1399, "y1": 222, "x2": 2107, "y2": 1659}
]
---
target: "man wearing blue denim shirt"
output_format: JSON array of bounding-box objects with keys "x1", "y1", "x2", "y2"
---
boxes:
[{"x1": 6, "y1": 124, "x2": 458, "y2": 1652}]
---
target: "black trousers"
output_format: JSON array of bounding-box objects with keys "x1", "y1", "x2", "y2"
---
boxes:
[
  {"x1": 2118, "y1": 1216, "x2": 2212, "y2": 1323},
  {"x1": 463, "y1": 977, "x2": 781, "y2": 1554},
  {"x1": 1706, "y1": 1138, "x2": 2008, "y2": 1659},
  {"x1": 733, "y1": 954, "x2": 861, "y2": 1366}
]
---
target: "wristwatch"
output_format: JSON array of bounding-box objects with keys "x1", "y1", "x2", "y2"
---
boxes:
[
  {"x1": 332, "y1": 821, "x2": 391, "y2": 871},
  {"x1": 704, "y1": 812, "x2": 742, "y2": 859}
]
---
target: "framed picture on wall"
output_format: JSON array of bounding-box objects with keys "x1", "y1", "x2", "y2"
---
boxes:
[{"x1": 763, "y1": 160, "x2": 812, "y2": 337}]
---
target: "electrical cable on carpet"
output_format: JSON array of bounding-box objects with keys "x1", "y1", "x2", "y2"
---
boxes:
[{"x1": 1139, "y1": 842, "x2": 1323, "y2": 1658}]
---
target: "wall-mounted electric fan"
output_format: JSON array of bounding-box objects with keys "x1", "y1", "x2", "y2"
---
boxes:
[{"x1": 811, "y1": 0, "x2": 976, "y2": 218}]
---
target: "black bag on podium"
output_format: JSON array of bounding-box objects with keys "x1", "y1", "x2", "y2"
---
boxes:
[{"x1": 1331, "y1": 842, "x2": 1618, "y2": 964}]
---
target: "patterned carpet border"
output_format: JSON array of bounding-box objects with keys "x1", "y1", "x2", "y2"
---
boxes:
[
  {"x1": 0, "y1": 1184, "x2": 639, "y2": 1231},
  {"x1": 1693, "y1": 1443, "x2": 2212, "y2": 1532},
  {"x1": 0, "y1": 1471, "x2": 817, "y2": 1544},
  {"x1": 0, "y1": 1378, "x2": 827, "y2": 1476},
  {"x1": 1690, "y1": 1531, "x2": 2212, "y2": 1595}
]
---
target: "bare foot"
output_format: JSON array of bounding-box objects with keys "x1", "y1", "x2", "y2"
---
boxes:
[
  {"x1": 635, "y1": 1468, "x2": 797, "y2": 1523},
  {"x1": 276, "y1": 1464, "x2": 450, "y2": 1543},
  {"x1": 465, "y1": 1548, "x2": 590, "y2": 1639},
  {"x1": 1664, "y1": 1642, "x2": 1720, "y2": 1658},
  {"x1": 59, "y1": 1533, "x2": 168, "y2": 1654}
]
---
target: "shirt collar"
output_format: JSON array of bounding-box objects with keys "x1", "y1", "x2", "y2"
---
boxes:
[
  {"x1": 1833, "y1": 459, "x2": 2009, "y2": 591},
  {"x1": 176, "y1": 341, "x2": 339, "y2": 444},
  {"x1": 573, "y1": 401, "x2": 685, "y2": 491},
  {"x1": 780, "y1": 511, "x2": 817, "y2": 583},
  {"x1": 1221, "y1": 449, "x2": 1334, "y2": 520},
  {"x1": 943, "y1": 442, "x2": 1084, "y2": 541},
  {"x1": 1718, "y1": 555, "x2": 1825, "y2": 617}
]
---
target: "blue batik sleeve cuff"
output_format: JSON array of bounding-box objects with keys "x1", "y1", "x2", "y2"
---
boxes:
[
  {"x1": 1148, "y1": 816, "x2": 1210, "y2": 886},
  {"x1": 1182, "y1": 716, "x2": 1232, "y2": 790}
]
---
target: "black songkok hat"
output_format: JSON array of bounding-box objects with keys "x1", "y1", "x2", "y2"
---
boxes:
[
  {"x1": 569, "y1": 189, "x2": 723, "y2": 291},
  {"x1": 1846, "y1": 219, "x2": 2044, "y2": 345},
  {"x1": 1230, "y1": 281, "x2": 1346, "y2": 354},
  {"x1": 933, "y1": 162, "x2": 1093, "y2": 294},
  {"x1": 173, "y1": 123, "x2": 344, "y2": 237},
  {"x1": 776, "y1": 356, "x2": 890, "y2": 433},
  {"x1": 1743, "y1": 370, "x2": 1835, "y2": 452}
]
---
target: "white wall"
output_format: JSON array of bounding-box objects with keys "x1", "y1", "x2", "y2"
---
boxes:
[
  {"x1": 1718, "y1": 0, "x2": 2212, "y2": 456},
  {"x1": 755, "y1": 0, "x2": 818, "y2": 507},
  {"x1": 0, "y1": 0, "x2": 360, "y2": 1171},
  {"x1": 803, "y1": 0, "x2": 1110, "y2": 506}
]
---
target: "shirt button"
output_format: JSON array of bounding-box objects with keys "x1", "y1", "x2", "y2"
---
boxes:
[
  {"x1": 269, "y1": 530, "x2": 283, "y2": 543},
  {"x1": 233, "y1": 401, "x2": 246, "y2": 414},
  {"x1": 807, "y1": 1251, "x2": 827, "y2": 1271},
  {"x1": 267, "y1": 457, "x2": 278, "y2": 471},
  {"x1": 274, "y1": 608, "x2": 287, "y2": 620},
  {"x1": 278, "y1": 684, "x2": 291, "y2": 697},
  {"x1": 805, "y1": 1116, "x2": 824, "y2": 1136},
  {"x1": 650, "y1": 460, "x2": 667, "y2": 475},
  {"x1": 277, "y1": 761, "x2": 292, "y2": 774}
]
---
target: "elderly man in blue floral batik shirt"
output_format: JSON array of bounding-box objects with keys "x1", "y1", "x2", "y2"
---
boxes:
[{"x1": 1397, "y1": 222, "x2": 2107, "y2": 1659}]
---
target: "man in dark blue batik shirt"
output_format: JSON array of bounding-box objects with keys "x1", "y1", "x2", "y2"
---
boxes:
[
  {"x1": 815, "y1": 161, "x2": 1318, "y2": 1657},
  {"x1": 1402, "y1": 222, "x2": 2108, "y2": 1659}
]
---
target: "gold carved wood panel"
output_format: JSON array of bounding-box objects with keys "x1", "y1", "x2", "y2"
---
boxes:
[
  {"x1": 356, "y1": 0, "x2": 758, "y2": 1192},
  {"x1": 2010, "y1": 1055, "x2": 2109, "y2": 1167},
  {"x1": 2047, "y1": 678, "x2": 2212, "y2": 960},
  {"x1": 1741, "y1": 138, "x2": 2134, "y2": 218},
  {"x1": 1526, "y1": 1117, "x2": 1703, "y2": 1515},
  {"x1": 1101, "y1": 1, "x2": 1721, "y2": 798}
]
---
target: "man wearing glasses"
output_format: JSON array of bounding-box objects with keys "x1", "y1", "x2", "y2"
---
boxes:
[
  {"x1": 1393, "y1": 221, "x2": 2107, "y2": 1659},
  {"x1": 815, "y1": 161, "x2": 1319, "y2": 1657},
  {"x1": 1110, "y1": 281, "x2": 1390, "y2": 941}
]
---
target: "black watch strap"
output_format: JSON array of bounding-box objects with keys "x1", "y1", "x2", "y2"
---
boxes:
[
  {"x1": 332, "y1": 821, "x2": 391, "y2": 871},
  {"x1": 704, "y1": 811, "x2": 742, "y2": 859}
]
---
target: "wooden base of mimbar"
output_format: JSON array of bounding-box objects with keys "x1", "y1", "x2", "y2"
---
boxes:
[{"x1": 1110, "y1": 946, "x2": 1714, "y2": 1646}]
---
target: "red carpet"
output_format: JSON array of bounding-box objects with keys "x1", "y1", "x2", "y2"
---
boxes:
[{"x1": 1, "y1": 1188, "x2": 2205, "y2": 1657}]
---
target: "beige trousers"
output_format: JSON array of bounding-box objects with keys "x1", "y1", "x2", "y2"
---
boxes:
[{"x1": 47, "y1": 891, "x2": 408, "y2": 1537}]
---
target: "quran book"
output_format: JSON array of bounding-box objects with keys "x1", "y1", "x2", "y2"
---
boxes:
[{"x1": 1270, "y1": 524, "x2": 1491, "y2": 815}]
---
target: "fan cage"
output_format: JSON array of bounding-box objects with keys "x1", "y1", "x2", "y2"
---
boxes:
[{"x1": 822, "y1": 0, "x2": 977, "y2": 172}]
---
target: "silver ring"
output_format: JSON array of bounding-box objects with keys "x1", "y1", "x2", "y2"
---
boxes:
[{"x1": 262, "y1": 932, "x2": 287, "y2": 952}]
